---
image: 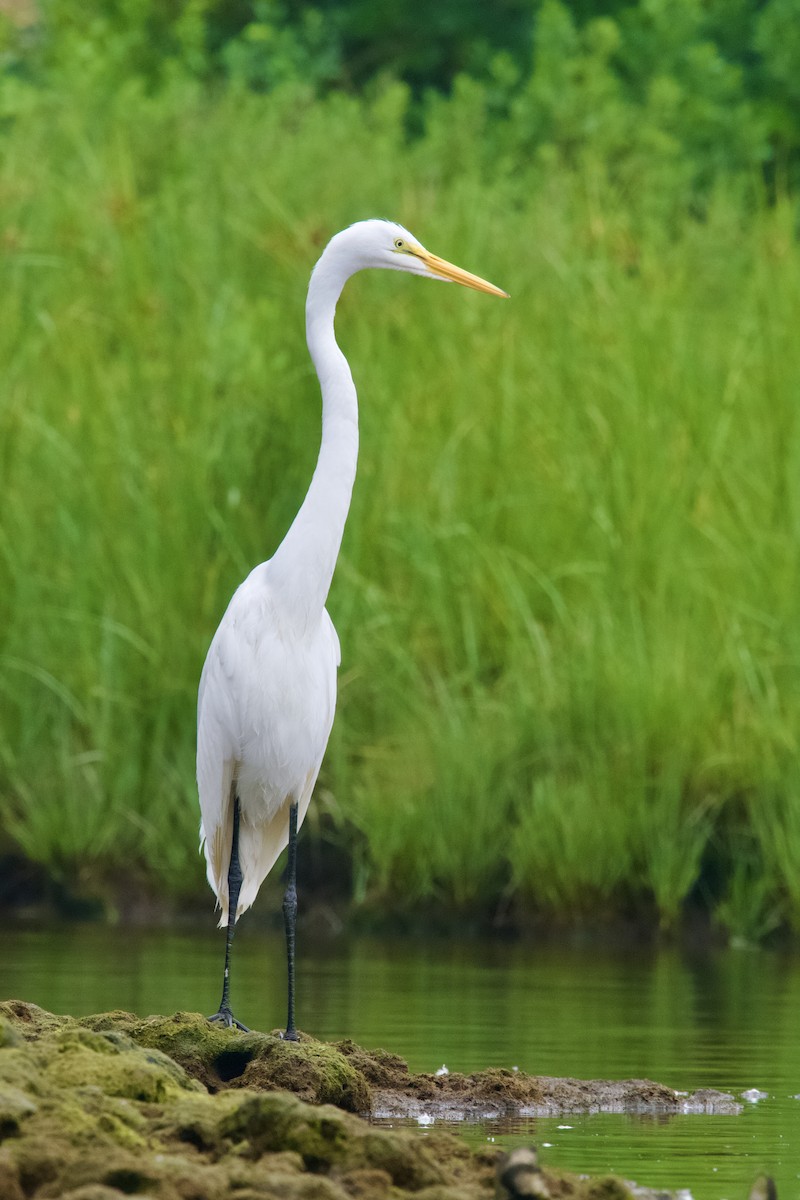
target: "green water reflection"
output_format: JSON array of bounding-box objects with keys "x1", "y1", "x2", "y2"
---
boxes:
[{"x1": 2, "y1": 925, "x2": 798, "y2": 1199}]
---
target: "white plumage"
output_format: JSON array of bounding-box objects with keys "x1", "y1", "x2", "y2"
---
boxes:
[
  {"x1": 196, "y1": 219, "x2": 506, "y2": 1032},
  {"x1": 197, "y1": 567, "x2": 340, "y2": 924}
]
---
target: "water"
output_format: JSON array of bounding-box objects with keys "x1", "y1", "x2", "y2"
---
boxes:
[{"x1": 2, "y1": 924, "x2": 798, "y2": 1199}]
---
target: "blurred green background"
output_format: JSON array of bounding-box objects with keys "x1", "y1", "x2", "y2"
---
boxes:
[{"x1": 0, "y1": 0, "x2": 799, "y2": 940}]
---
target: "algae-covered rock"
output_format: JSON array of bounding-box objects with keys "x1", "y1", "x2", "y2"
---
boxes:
[
  {"x1": 82, "y1": 1008, "x2": 372, "y2": 1111},
  {"x1": 0, "y1": 1002, "x2": 715, "y2": 1199},
  {"x1": 0, "y1": 1084, "x2": 37, "y2": 1136},
  {"x1": 0, "y1": 1002, "x2": 492, "y2": 1199},
  {"x1": 0, "y1": 1016, "x2": 23, "y2": 1050},
  {"x1": 0, "y1": 1151, "x2": 25, "y2": 1200},
  {"x1": 45, "y1": 1025, "x2": 201, "y2": 1103},
  {"x1": 0, "y1": 1000, "x2": 71, "y2": 1042}
]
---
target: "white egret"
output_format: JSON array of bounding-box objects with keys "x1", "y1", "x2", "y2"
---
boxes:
[{"x1": 197, "y1": 219, "x2": 507, "y2": 1036}]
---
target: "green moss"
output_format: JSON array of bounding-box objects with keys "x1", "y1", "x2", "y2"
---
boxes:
[
  {"x1": 0, "y1": 1046, "x2": 43, "y2": 1094},
  {"x1": 0, "y1": 1154, "x2": 24, "y2": 1200},
  {"x1": 0, "y1": 1084, "x2": 37, "y2": 1137},
  {"x1": 221, "y1": 1092, "x2": 352, "y2": 1163},
  {"x1": 235, "y1": 1035, "x2": 372, "y2": 1111},
  {"x1": 0, "y1": 1000, "x2": 73, "y2": 1042},
  {"x1": 76, "y1": 1157, "x2": 162, "y2": 1197},
  {"x1": 82, "y1": 1009, "x2": 241, "y2": 1089},
  {"x1": 0, "y1": 1017, "x2": 23, "y2": 1050},
  {"x1": 359, "y1": 1129, "x2": 445, "y2": 1189},
  {"x1": 335, "y1": 1041, "x2": 410, "y2": 1087},
  {"x1": 219, "y1": 1091, "x2": 478, "y2": 1191},
  {"x1": 53, "y1": 1027, "x2": 127, "y2": 1056},
  {"x1": 152, "y1": 1090, "x2": 244, "y2": 1154},
  {"x1": 0, "y1": 1004, "x2": 678, "y2": 1199},
  {"x1": 11, "y1": 1133, "x2": 77, "y2": 1195},
  {"x1": 45, "y1": 1027, "x2": 200, "y2": 1102},
  {"x1": 81, "y1": 1090, "x2": 148, "y2": 1150},
  {"x1": 333, "y1": 1167, "x2": 393, "y2": 1199},
  {"x1": 80, "y1": 1010, "x2": 371, "y2": 1111}
]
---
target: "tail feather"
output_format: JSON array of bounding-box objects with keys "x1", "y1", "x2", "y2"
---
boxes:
[
  {"x1": 203, "y1": 769, "x2": 319, "y2": 927},
  {"x1": 218, "y1": 801, "x2": 291, "y2": 927},
  {"x1": 200, "y1": 766, "x2": 235, "y2": 914}
]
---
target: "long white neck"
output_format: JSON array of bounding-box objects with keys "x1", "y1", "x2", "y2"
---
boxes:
[{"x1": 268, "y1": 249, "x2": 358, "y2": 628}]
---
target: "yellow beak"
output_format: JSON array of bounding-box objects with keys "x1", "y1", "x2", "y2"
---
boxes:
[{"x1": 414, "y1": 248, "x2": 509, "y2": 298}]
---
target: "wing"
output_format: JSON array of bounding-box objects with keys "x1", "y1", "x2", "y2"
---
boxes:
[
  {"x1": 196, "y1": 613, "x2": 242, "y2": 910},
  {"x1": 197, "y1": 566, "x2": 341, "y2": 923}
]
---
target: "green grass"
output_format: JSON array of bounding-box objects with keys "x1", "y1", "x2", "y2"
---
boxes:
[{"x1": 1, "y1": 71, "x2": 799, "y2": 936}]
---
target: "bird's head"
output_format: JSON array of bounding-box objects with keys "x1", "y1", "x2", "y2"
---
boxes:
[{"x1": 319, "y1": 219, "x2": 509, "y2": 299}]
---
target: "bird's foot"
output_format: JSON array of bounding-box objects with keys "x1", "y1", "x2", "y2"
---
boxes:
[
  {"x1": 280, "y1": 1027, "x2": 299, "y2": 1042},
  {"x1": 207, "y1": 1007, "x2": 249, "y2": 1032}
]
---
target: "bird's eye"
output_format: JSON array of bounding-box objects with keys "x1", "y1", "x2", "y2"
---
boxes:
[{"x1": 393, "y1": 238, "x2": 406, "y2": 251}]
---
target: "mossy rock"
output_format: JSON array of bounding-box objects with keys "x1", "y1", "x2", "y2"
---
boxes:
[
  {"x1": 0, "y1": 1000, "x2": 70, "y2": 1038},
  {"x1": 82, "y1": 1009, "x2": 371, "y2": 1111},
  {"x1": 0, "y1": 1084, "x2": 37, "y2": 1137},
  {"x1": 0, "y1": 1016, "x2": 24, "y2": 1051},
  {"x1": 44, "y1": 1026, "x2": 200, "y2": 1102},
  {"x1": 218, "y1": 1090, "x2": 489, "y2": 1193},
  {"x1": 334, "y1": 1039, "x2": 411, "y2": 1086},
  {"x1": 0, "y1": 1003, "x2": 688, "y2": 1199},
  {"x1": 0, "y1": 1002, "x2": 496, "y2": 1198}
]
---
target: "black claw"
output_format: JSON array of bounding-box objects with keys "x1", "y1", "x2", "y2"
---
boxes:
[{"x1": 208, "y1": 1008, "x2": 249, "y2": 1033}]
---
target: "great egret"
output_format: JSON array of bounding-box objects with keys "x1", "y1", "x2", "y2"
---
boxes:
[{"x1": 197, "y1": 219, "x2": 507, "y2": 1036}]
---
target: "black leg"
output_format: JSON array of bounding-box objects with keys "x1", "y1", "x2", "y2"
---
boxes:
[
  {"x1": 282, "y1": 801, "x2": 299, "y2": 1041},
  {"x1": 208, "y1": 792, "x2": 249, "y2": 1032}
]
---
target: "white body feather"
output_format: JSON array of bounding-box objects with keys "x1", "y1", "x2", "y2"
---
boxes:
[
  {"x1": 197, "y1": 566, "x2": 340, "y2": 923},
  {"x1": 196, "y1": 219, "x2": 505, "y2": 928}
]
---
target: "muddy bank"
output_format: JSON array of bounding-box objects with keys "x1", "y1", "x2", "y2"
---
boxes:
[
  {"x1": 0, "y1": 1001, "x2": 739, "y2": 1199},
  {"x1": 333, "y1": 1040, "x2": 741, "y2": 1120}
]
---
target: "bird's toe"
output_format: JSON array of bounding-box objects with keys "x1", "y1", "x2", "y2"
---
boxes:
[{"x1": 207, "y1": 1008, "x2": 249, "y2": 1033}]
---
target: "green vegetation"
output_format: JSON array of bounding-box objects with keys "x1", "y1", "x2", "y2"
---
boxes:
[{"x1": 0, "y1": 0, "x2": 799, "y2": 939}]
